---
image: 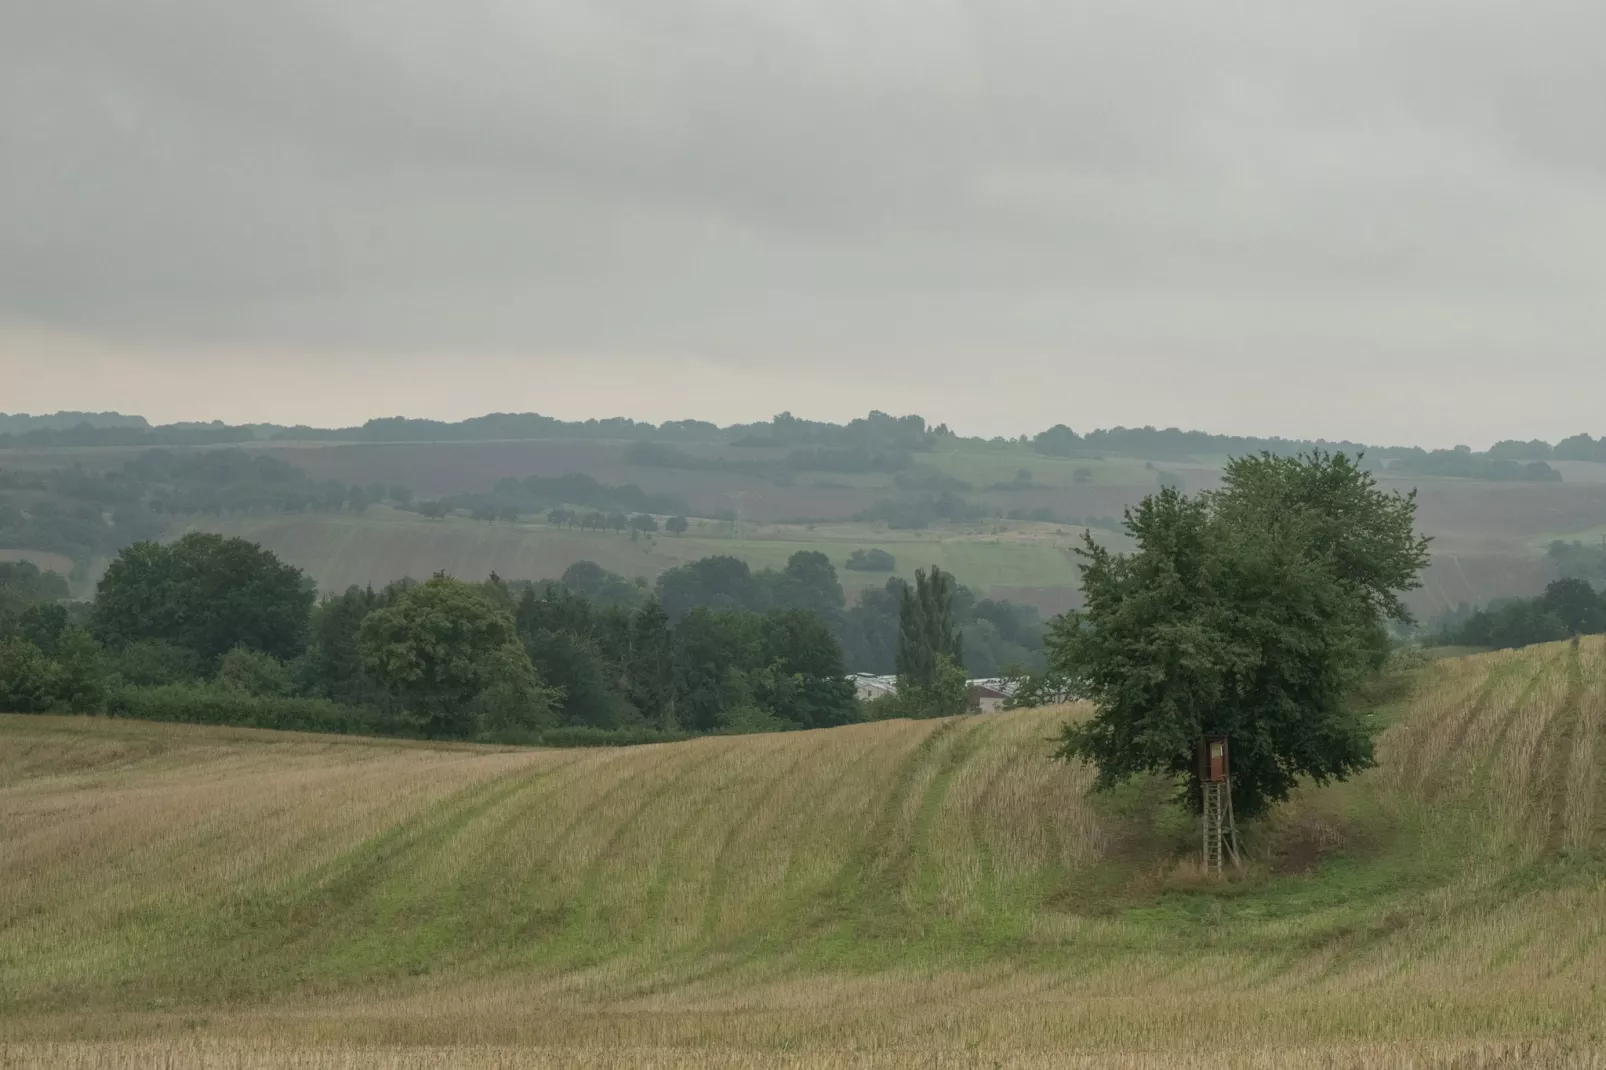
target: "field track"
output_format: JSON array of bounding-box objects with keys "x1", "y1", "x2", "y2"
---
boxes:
[{"x1": 3, "y1": 639, "x2": 1606, "y2": 1066}]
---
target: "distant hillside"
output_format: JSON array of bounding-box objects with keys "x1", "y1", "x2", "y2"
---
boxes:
[
  {"x1": 10, "y1": 405, "x2": 1606, "y2": 469},
  {"x1": 0, "y1": 411, "x2": 148, "y2": 434},
  {"x1": 3, "y1": 639, "x2": 1604, "y2": 1064},
  {"x1": 169, "y1": 508, "x2": 1092, "y2": 615},
  {"x1": 8, "y1": 412, "x2": 1606, "y2": 619}
]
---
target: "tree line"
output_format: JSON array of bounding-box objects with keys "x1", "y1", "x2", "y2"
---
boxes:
[
  {"x1": 6, "y1": 447, "x2": 1470, "y2": 832},
  {"x1": 624, "y1": 440, "x2": 917, "y2": 477},
  {"x1": 429, "y1": 472, "x2": 686, "y2": 522},
  {"x1": 1433, "y1": 579, "x2": 1606, "y2": 650},
  {"x1": 0, "y1": 531, "x2": 1035, "y2": 743},
  {"x1": 1031, "y1": 423, "x2": 1606, "y2": 470},
  {"x1": 28, "y1": 406, "x2": 1604, "y2": 469},
  {"x1": 0, "y1": 411, "x2": 148, "y2": 434},
  {"x1": 1389, "y1": 449, "x2": 1561, "y2": 482}
]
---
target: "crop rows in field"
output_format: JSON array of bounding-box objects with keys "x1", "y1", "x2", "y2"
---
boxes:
[{"x1": 3, "y1": 639, "x2": 1606, "y2": 1062}]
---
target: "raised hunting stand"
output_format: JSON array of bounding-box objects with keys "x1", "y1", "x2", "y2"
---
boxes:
[{"x1": 1198, "y1": 735, "x2": 1241, "y2": 875}]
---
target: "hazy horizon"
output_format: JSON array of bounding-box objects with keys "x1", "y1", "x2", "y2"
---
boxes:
[
  {"x1": 5, "y1": 2, "x2": 1606, "y2": 449},
  {"x1": 2, "y1": 336, "x2": 1602, "y2": 452}
]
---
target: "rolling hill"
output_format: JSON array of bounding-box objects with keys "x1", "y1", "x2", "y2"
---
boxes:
[
  {"x1": 10, "y1": 431, "x2": 1606, "y2": 617},
  {"x1": 195, "y1": 440, "x2": 1606, "y2": 617},
  {"x1": 3, "y1": 639, "x2": 1605, "y2": 1067}
]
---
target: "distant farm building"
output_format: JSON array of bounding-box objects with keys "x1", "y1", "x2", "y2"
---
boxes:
[
  {"x1": 967, "y1": 679, "x2": 1016, "y2": 712},
  {"x1": 849, "y1": 674, "x2": 1018, "y2": 713},
  {"x1": 851, "y1": 674, "x2": 899, "y2": 702}
]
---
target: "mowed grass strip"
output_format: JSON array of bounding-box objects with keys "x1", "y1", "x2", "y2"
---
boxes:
[{"x1": 2, "y1": 641, "x2": 1606, "y2": 1061}]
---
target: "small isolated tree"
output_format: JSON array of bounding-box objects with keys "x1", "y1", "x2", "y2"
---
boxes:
[
  {"x1": 359, "y1": 575, "x2": 554, "y2": 739},
  {"x1": 845, "y1": 548, "x2": 896, "y2": 572},
  {"x1": 1053, "y1": 451, "x2": 1430, "y2": 818},
  {"x1": 665, "y1": 516, "x2": 689, "y2": 535}
]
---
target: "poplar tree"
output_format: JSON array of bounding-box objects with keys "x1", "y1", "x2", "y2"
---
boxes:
[{"x1": 895, "y1": 566, "x2": 967, "y2": 716}]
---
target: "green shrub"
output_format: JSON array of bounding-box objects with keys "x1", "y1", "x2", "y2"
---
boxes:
[
  {"x1": 216, "y1": 646, "x2": 294, "y2": 697},
  {"x1": 110, "y1": 640, "x2": 205, "y2": 687},
  {"x1": 50, "y1": 627, "x2": 108, "y2": 713},
  {"x1": 533, "y1": 725, "x2": 693, "y2": 748},
  {"x1": 108, "y1": 683, "x2": 399, "y2": 736},
  {"x1": 0, "y1": 637, "x2": 53, "y2": 712}
]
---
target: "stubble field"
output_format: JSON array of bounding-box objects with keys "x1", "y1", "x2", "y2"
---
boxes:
[{"x1": 3, "y1": 638, "x2": 1606, "y2": 1066}]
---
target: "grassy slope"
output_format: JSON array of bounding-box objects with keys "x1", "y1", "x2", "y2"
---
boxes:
[{"x1": 3, "y1": 639, "x2": 1606, "y2": 1066}]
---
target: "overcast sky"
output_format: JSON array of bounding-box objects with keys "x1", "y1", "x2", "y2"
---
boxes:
[{"x1": 3, "y1": 1, "x2": 1604, "y2": 445}]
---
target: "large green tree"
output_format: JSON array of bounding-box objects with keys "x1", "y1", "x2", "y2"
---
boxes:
[
  {"x1": 625, "y1": 596, "x2": 677, "y2": 729},
  {"x1": 765, "y1": 551, "x2": 846, "y2": 619},
  {"x1": 359, "y1": 575, "x2": 555, "y2": 739},
  {"x1": 515, "y1": 585, "x2": 640, "y2": 730},
  {"x1": 303, "y1": 585, "x2": 391, "y2": 705},
  {"x1": 672, "y1": 607, "x2": 764, "y2": 732},
  {"x1": 92, "y1": 533, "x2": 314, "y2": 664},
  {"x1": 1213, "y1": 451, "x2": 1430, "y2": 630},
  {"x1": 656, "y1": 555, "x2": 761, "y2": 617},
  {"x1": 1054, "y1": 452, "x2": 1430, "y2": 818},
  {"x1": 758, "y1": 609, "x2": 861, "y2": 729}
]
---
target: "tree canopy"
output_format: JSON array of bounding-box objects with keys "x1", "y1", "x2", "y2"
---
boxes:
[
  {"x1": 92, "y1": 533, "x2": 315, "y2": 664},
  {"x1": 358, "y1": 575, "x2": 555, "y2": 739},
  {"x1": 1054, "y1": 451, "x2": 1430, "y2": 818},
  {"x1": 1438, "y1": 578, "x2": 1606, "y2": 650}
]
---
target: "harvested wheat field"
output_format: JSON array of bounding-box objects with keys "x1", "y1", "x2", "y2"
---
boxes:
[{"x1": 3, "y1": 639, "x2": 1606, "y2": 1068}]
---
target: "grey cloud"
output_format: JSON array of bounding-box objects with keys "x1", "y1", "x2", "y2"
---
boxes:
[{"x1": 3, "y1": 0, "x2": 1606, "y2": 366}]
